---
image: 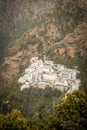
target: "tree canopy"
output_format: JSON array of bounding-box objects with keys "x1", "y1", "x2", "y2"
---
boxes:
[
  {"x1": 0, "y1": 90, "x2": 87, "y2": 130},
  {"x1": 0, "y1": 109, "x2": 29, "y2": 130},
  {"x1": 55, "y1": 90, "x2": 87, "y2": 129}
]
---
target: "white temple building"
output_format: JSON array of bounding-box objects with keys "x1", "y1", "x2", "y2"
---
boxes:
[{"x1": 18, "y1": 57, "x2": 81, "y2": 92}]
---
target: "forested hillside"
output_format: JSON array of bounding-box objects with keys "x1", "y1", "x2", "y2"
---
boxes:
[
  {"x1": 0, "y1": 90, "x2": 87, "y2": 130},
  {"x1": 0, "y1": 0, "x2": 87, "y2": 125}
]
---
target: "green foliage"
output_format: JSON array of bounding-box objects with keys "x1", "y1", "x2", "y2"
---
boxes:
[
  {"x1": 0, "y1": 109, "x2": 29, "y2": 130},
  {"x1": 37, "y1": 42, "x2": 43, "y2": 53},
  {"x1": 55, "y1": 90, "x2": 87, "y2": 129},
  {"x1": 0, "y1": 78, "x2": 62, "y2": 118},
  {"x1": 53, "y1": 37, "x2": 61, "y2": 43},
  {"x1": 0, "y1": 90, "x2": 87, "y2": 130}
]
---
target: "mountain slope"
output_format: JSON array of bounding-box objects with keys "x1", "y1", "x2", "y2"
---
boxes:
[
  {"x1": 0, "y1": 0, "x2": 87, "y2": 84},
  {"x1": 0, "y1": 0, "x2": 87, "y2": 117}
]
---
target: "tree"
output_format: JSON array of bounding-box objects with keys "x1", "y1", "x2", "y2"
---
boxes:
[
  {"x1": 0, "y1": 109, "x2": 29, "y2": 130},
  {"x1": 55, "y1": 90, "x2": 87, "y2": 130}
]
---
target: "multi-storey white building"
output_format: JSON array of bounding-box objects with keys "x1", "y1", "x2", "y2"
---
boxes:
[{"x1": 18, "y1": 57, "x2": 81, "y2": 92}]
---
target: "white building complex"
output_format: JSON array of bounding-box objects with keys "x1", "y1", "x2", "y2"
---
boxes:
[{"x1": 18, "y1": 57, "x2": 81, "y2": 93}]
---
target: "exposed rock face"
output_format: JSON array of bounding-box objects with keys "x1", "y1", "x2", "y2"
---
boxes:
[{"x1": 0, "y1": 0, "x2": 87, "y2": 83}]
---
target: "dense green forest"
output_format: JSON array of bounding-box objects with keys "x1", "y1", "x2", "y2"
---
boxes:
[
  {"x1": 0, "y1": 90, "x2": 87, "y2": 130},
  {"x1": 0, "y1": 80, "x2": 62, "y2": 118}
]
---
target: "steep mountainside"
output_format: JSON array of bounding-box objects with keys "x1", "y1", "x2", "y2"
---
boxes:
[
  {"x1": 0, "y1": 0, "x2": 87, "y2": 87},
  {"x1": 0, "y1": 0, "x2": 87, "y2": 118}
]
